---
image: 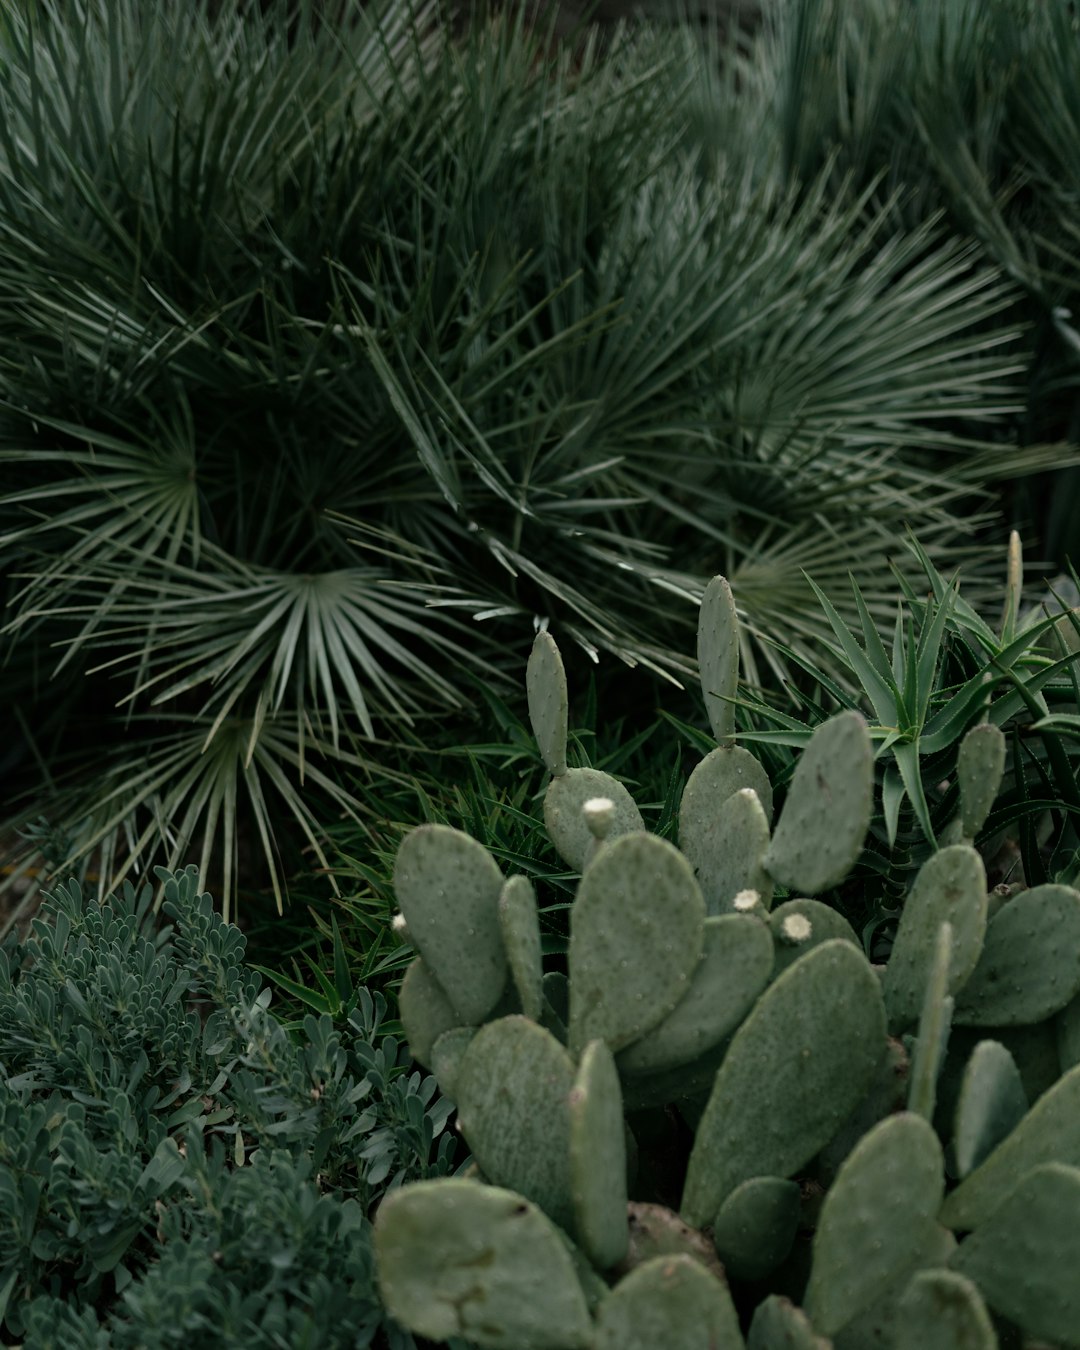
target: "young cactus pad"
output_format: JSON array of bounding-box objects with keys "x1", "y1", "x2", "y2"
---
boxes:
[
  {"x1": 747, "y1": 1296, "x2": 829, "y2": 1350},
  {"x1": 952, "y1": 1039, "x2": 1027, "y2": 1178},
  {"x1": 568, "y1": 1039, "x2": 628, "y2": 1269},
  {"x1": 882, "y1": 845, "x2": 987, "y2": 1034},
  {"x1": 763, "y1": 711, "x2": 873, "y2": 895},
  {"x1": 681, "y1": 939, "x2": 886, "y2": 1226},
  {"x1": 956, "y1": 723, "x2": 1006, "y2": 841},
  {"x1": 374, "y1": 1179, "x2": 592, "y2": 1348},
  {"x1": 499, "y1": 875, "x2": 543, "y2": 1023},
  {"x1": 893, "y1": 1271, "x2": 997, "y2": 1350},
  {"x1": 698, "y1": 575, "x2": 740, "y2": 748},
  {"x1": 528, "y1": 631, "x2": 569, "y2": 777},
  {"x1": 804, "y1": 1112, "x2": 945, "y2": 1337},
  {"x1": 711, "y1": 1176, "x2": 801, "y2": 1283},
  {"x1": 591, "y1": 1254, "x2": 744, "y2": 1350},
  {"x1": 393, "y1": 824, "x2": 507, "y2": 1024},
  {"x1": 568, "y1": 832, "x2": 705, "y2": 1056}
]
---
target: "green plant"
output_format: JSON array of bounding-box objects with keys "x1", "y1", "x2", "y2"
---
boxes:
[
  {"x1": 0, "y1": 865, "x2": 461, "y2": 1346},
  {"x1": 0, "y1": 0, "x2": 1064, "y2": 921},
  {"x1": 729, "y1": 536, "x2": 1080, "y2": 921},
  {"x1": 374, "y1": 578, "x2": 1080, "y2": 1347}
]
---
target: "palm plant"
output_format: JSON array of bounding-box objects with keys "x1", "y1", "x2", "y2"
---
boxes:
[
  {"x1": 749, "y1": 0, "x2": 1080, "y2": 562},
  {"x1": 0, "y1": 0, "x2": 1065, "y2": 923}
]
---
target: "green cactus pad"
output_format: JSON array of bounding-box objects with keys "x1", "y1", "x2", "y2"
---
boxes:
[
  {"x1": 455, "y1": 1016, "x2": 576, "y2": 1230},
  {"x1": 940, "y1": 1062, "x2": 1080, "y2": 1231},
  {"x1": 950, "y1": 1163, "x2": 1080, "y2": 1346},
  {"x1": 957, "y1": 724, "x2": 1006, "y2": 841},
  {"x1": 832, "y1": 1224, "x2": 955, "y2": 1350},
  {"x1": 680, "y1": 746, "x2": 774, "y2": 870},
  {"x1": 681, "y1": 940, "x2": 886, "y2": 1226},
  {"x1": 906, "y1": 922, "x2": 954, "y2": 1123},
  {"x1": 592, "y1": 1254, "x2": 744, "y2": 1350},
  {"x1": 769, "y1": 899, "x2": 861, "y2": 978},
  {"x1": 953, "y1": 1040, "x2": 1027, "y2": 1178},
  {"x1": 399, "y1": 957, "x2": 462, "y2": 1067},
  {"x1": 711, "y1": 1176, "x2": 801, "y2": 1282},
  {"x1": 544, "y1": 767, "x2": 645, "y2": 873},
  {"x1": 893, "y1": 1270, "x2": 996, "y2": 1350},
  {"x1": 394, "y1": 824, "x2": 507, "y2": 1025},
  {"x1": 764, "y1": 711, "x2": 873, "y2": 895},
  {"x1": 747, "y1": 1296, "x2": 830, "y2": 1350},
  {"x1": 698, "y1": 575, "x2": 740, "y2": 747},
  {"x1": 805, "y1": 1112, "x2": 945, "y2": 1337},
  {"x1": 499, "y1": 876, "x2": 543, "y2": 1023},
  {"x1": 374, "y1": 1179, "x2": 592, "y2": 1348},
  {"x1": 569, "y1": 833, "x2": 705, "y2": 1056},
  {"x1": 684, "y1": 787, "x2": 774, "y2": 916},
  {"x1": 569, "y1": 1040, "x2": 628, "y2": 1269},
  {"x1": 528, "y1": 631, "x2": 569, "y2": 777},
  {"x1": 1057, "y1": 989, "x2": 1080, "y2": 1070},
  {"x1": 617, "y1": 914, "x2": 773, "y2": 1076},
  {"x1": 953, "y1": 883, "x2": 1080, "y2": 1027},
  {"x1": 430, "y1": 1026, "x2": 476, "y2": 1100},
  {"x1": 882, "y1": 846, "x2": 987, "y2": 1034}
]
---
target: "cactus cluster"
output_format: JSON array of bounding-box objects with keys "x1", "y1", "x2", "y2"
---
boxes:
[{"x1": 375, "y1": 578, "x2": 1080, "y2": 1348}]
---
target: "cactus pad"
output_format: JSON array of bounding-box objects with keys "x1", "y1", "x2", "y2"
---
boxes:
[
  {"x1": 950, "y1": 1163, "x2": 1080, "y2": 1346},
  {"x1": 686, "y1": 787, "x2": 774, "y2": 916},
  {"x1": 711, "y1": 1176, "x2": 801, "y2": 1282},
  {"x1": 569, "y1": 1040, "x2": 628, "y2": 1269},
  {"x1": 747, "y1": 1296, "x2": 830, "y2": 1350},
  {"x1": 805, "y1": 1112, "x2": 945, "y2": 1337},
  {"x1": 592, "y1": 1254, "x2": 744, "y2": 1350},
  {"x1": 769, "y1": 898, "x2": 860, "y2": 978},
  {"x1": 617, "y1": 913, "x2": 772, "y2": 1076},
  {"x1": 953, "y1": 882, "x2": 1080, "y2": 1026},
  {"x1": 499, "y1": 876, "x2": 543, "y2": 1022},
  {"x1": 764, "y1": 711, "x2": 873, "y2": 895},
  {"x1": 698, "y1": 575, "x2": 740, "y2": 747},
  {"x1": 680, "y1": 746, "x2": 774, "y2": 867},
  {"x1": 681, "y1": 939, "x2": 886, "y2": 1226},
  {"x1": 893, "y1": 1270, "x2": 996, "y2": 1350},
  {"x1": 528, "y1": 631, "x2": 569, "y2": 777},
  {"x1": 906, "y1": 922, "x2": 954, "y2": 1123},
  {"x1": 545, "y1": 768, "x2": 644, "y2": 872},
  {"x1": 399, "y1": 957, "x2": 461, "y2": 1067},
  {"x1": 374, "y1": 1179, "x2": 592, "y2": 1348},
  {"x1": 953, "y1": 1039, "x2": 1027, "y2": 1178},
  {"x1": 882, "y1": 846, "x2": 987, "y2": 1034},
  {"x1": 430, "y1": 1026, "x2": 476, "y2": 1099},
  {"x1": 956, "y1": 724, "x2": 1006, "y2": 841},
  {"x1": 568, "y1": 833, "x2": 705, "y2": 1056},
  {"x1": 394, "y1": 824, "x2": 507, "y2": 1024},
  {"x1": 455, "y1": 1016, "x2": 577, "y2": 1230}
]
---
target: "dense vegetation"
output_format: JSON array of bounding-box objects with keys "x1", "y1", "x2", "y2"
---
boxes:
[{"x1": 3, "y1": 2, "x2": 1080, "y2": 1343}]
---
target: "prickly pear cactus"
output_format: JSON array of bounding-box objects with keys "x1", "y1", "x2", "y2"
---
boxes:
[{"x1": 376, "y1": 570, "x2": 1080, "y2": 1350}]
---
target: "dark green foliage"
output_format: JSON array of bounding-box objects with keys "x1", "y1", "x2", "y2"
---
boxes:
[
  {"x1": 0, "y1": 866, "x2": 458, "y2": 1346},
  {"x1": 0, "y1": 0, "x2": 1064, "y2": 915}
]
